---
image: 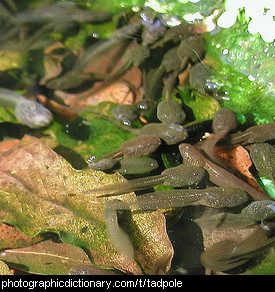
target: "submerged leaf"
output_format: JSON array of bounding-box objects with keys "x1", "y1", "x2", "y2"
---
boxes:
[
  {"x1": 0, "y1": 135, "x2": 173, "y2": 274},
  {"x1": 216, "y1": 145, "x2": 263, "y2": 192},
  {"x1": 0, "y1": 260, "x2": 12, "y2": 275},
  {"x1": 0, "y1": 223, "x2": 43, "y2": 250},
  {"x1": 0, "y1": 240, "x2": 91, "y2": 275}
]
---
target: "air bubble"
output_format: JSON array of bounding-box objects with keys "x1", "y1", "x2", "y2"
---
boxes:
[
  {"x1": 222, "y1": 49, "x2": 229, "y2": 55},
  {"x1": 248, "y1": 75, "x2": 256, "y2": 81}
]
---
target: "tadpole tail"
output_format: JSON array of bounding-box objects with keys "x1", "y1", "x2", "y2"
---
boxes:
[
  {"x1": 104, "y1": 200, "x2": 135, "y2": 260},
  {"x1": 227, "y1": 131, "x2": 251, "y2": 145},
  {"x1": 84, "y1": 174, "x2": 166, "y2": 197},
  {"x1": 133, "y1": 189, "x2": 203, "y2": 211}
]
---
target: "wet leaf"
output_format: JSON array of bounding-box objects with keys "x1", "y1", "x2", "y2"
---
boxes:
[
  {"x1": 0, "y1": 239, "x2": 91, "y2": 275},
  {"x1": 0, "y1": 107, "x2": 18, "y2": 124},
  {"x1": 216, "y1": 145, "x2": 264, "y2": 192},
  {"x1": 0, "y1": 135, "x2": 173, "y2": 274},
  {"x1": 54, "y1": 42, "x2": 143, "y2": 108},
  {"x1": 0, "y1": 260, "x2": 13, "y2": 275},
  {"x1": 0, "y1": 50, "x2": 24, "y2": 71},
  {"x1": 0, "y1": 139, "x2": 20, "y2": 154},
  {"x1": 0, "y1": 223, "x2": 43, "y2": 250}
]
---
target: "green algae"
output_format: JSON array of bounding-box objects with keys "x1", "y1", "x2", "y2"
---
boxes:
[{"x1": 206, "y1": 17, "x2": 275, "y2": 124}]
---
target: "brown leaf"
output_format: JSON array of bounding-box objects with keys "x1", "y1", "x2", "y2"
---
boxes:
[
  {"x1": 216, "y1": 145, "x2": 264, "y2": 192},
  {"x1": 0, "y1": 135, "x2": 173, "y2": 274},
  {"x1": 55, "y1": 42, "x2": 143, "y2": 108},
  {"x1": 0, "y1": 139, "x2": 20, "y2": 154},
  {"x1": 0, "y1": 239, "x2": 91, "y2": 275},
  {"x1": 36, "y1": 94, "x2": 77, "y2": 121},
  {"x1": 0, "y1": 223, "x2": 43, "y2": 250}
]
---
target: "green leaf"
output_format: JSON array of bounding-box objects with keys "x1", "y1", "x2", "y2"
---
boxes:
[
  {"x1": 0, "y1": 135, "x2": 173, "y2": 274},
  {"x1": 0, "y1": 50, "x2": 24, "y2": 71},
  {"x1": 0, "y1": 107, "x2": 18, "y2": 124}
]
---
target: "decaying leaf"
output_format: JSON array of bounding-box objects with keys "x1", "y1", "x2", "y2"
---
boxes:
[
  {"x1": 0, "y1": 260, "x2": 13, "y2": 275},
  {"x1": 0, "y1": 135, "x2": 173, "y2": 274},
  {"x1": 0, "y1": 239, "x2": 91, "y2": 275},
  {"x1": 216, "y1": 145, "x2": 263, "y2": 192},
  {"x1": 0, "y1": 139, "x2": 20, "y2": 154},
  {"x1": 0, "y1": 223, "x2": 43, "y2": 250},
  {"x1": 53, "y1": 41, "x2": 143, "y2": 109},
  {"x1": 54, "y1": 78, "x2": 138, "y2": 109}
]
